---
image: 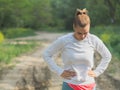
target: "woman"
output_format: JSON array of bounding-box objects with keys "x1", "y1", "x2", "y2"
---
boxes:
[{"x1": 43, "y1": 8, "x2": 112, "y2": 90}]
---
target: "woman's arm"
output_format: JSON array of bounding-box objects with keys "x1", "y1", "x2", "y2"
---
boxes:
[
  {"x1": 42, "y1": 38, "x2": 64, "y2": 76},
  {"x1": 92, "y1": 36, "x2": 112, "y2": 77}
]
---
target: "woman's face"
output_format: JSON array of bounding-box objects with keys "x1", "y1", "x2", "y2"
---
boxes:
[{"x1": 73, "y1": 24, "x2": 90, "y2": 40}]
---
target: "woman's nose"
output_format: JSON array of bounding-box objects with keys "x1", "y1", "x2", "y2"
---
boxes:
[{"x1": 81, "y1": 34, "x2": 85, "y2": 39}]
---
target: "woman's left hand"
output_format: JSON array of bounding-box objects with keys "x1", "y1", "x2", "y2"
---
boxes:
[{"x1": 88, "y1": 70, "x2": 96, "y2": 77}]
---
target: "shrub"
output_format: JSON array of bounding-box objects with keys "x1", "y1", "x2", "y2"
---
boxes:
[
  {"x1": 0, "y1": 41, "x2": 38, "y2": 64},
  {"x1": 91, "y1": 25, "x2": 120, "y2": 60},
  {"x1": 100, "y1": 33, "x2": 111, "y2": 44},
  {"x1": 0, "y1": 32, "x2": 4, "y2": 43},
  {"x1": 2, "y1": 28, "x2": 36, "y2": 39}
]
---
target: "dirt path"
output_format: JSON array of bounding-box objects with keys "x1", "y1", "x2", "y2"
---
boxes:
[{"x1": 0, "y1": 32, "x2": 65, "y2": 90}]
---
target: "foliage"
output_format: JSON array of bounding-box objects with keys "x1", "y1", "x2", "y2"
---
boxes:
[
  {"x1": 0, "y1": 32, "x2": 4, "y2": 43},
  {"x1": 2, "y1": 28, "x2": 36, "y2": 38},
  {"x1": 91, "y1": 26, "x2": 120, "y2": 59},
  {"x1": 104, "y1": 0, "x2": 120, "y2": 24},
  {"x1": 29, "y1": 0, "x2": 53, "y2": 29},
  {"x1": 0, "y1": 41, "x2": 37, "y2": 64},
  {"x1": 86, "y1": 0, "x2": 120, "y2": 26},
  {"x1": 51, "y1": 0, "x2": 86, "y2": 30},
  {"x1": 100, "y1": 33, "x2": 111, "y2": 44},
  {"x1": 110, "y1": 34, "x2": 120, "y2": 57},
  {"x1": 0, "y1": 0, "x2": 52, "y2": 29},
  {"x1": 86, "y1": 0, "x2": 110, "y2": 26},
  {"x1": 115, "y1": 4, "x2": 120, "y2": 24},
  {"x1": 0, "y1": 0, "x2": 120, "y2": 30}
]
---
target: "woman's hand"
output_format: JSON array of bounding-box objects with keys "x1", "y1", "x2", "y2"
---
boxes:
[
  {"x1": 88, "y1": 70, "x2": 96, "y2": 77},
  {"x1": 60, "y1": 70, "x2": 76, "y2": 79}
]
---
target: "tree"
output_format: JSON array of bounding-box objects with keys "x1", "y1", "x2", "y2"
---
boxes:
[
  {"x1": 0, "y1": 0, "x2": 53, "y2": 29},
  {"x1": 104, "y1": 0, "x2": 120, "y2": 24},
  {"x1": 86, "y1": 0, "x2": 110, "y2": 26},
  {"x1": 51, "y1": 0, "x2": 86, "y2": 30},
  {"x1": 0, "y1": 0, "x2": 15, "y2": 28},
  {"x1": 86, "y1": 0, "x2": 120, "y2": 26},
  {"x1": 0, "y1": 0, "x2": 33, "y2": 28},
  {"x1": 29, "y1": 0, "x2": 53, "y2": 29}
]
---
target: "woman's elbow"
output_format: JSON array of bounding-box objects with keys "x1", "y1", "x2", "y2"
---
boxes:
[{"x1": 107, "y1": 52, "x2": 112, "y2": 61}]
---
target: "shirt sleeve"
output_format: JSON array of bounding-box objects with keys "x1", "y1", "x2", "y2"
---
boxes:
[
  {"x1": 42, "y1": 37, "x2": 64, "y2": 76},
  {"x1": 92, "y1": 36, "x2": 112, "y2": 77}
]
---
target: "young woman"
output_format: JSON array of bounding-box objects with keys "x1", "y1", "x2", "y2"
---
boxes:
[{"x1": 43, "y1": 8, "x2": 112, "y2": 90}]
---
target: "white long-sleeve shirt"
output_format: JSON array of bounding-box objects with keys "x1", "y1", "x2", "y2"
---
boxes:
[{"x1": 43, "y1": 33, "x2": 112, "y2": 85}]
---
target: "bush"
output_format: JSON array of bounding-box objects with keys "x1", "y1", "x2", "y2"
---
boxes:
[
  {"x1": 100, "y1": 33, "x2": 111, "y2": 44},
  {"x1": 0, "y1": 32, "x2": 4, "y2": 43},
  {"x1": 91, "y1": 25, "x2": 120, "y2": 60},
  {"x1": 0, "y1": 41, "x2": 37, "y2": 64},
  {"x1": 2, "y1": 28, "x2": 36, "y2": 39},
  {"x1": 110, "y1": 34, "x2": 120, "y2": 58}
]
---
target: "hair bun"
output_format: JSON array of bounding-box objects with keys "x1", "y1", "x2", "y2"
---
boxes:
[
  {"x1": 74, "y1": 8, "x2": 90, "y2": 27},
  {"x1": 76, "y1": 8, "x2": 88, "y2": 16}
]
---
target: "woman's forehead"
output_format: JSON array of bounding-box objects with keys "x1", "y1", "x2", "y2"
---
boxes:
[{"x1": 76, "y1": 25, "x2": 89, "y2": 31}]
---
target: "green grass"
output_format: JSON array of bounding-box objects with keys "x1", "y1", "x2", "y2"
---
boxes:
[
  {"x1": 2, "y1": 28, "x2": 36, "y2": 39},
  {"x1": 0, "y1": 41, "x2": 38, "y2": 64},
  {"x1": 0, "y1": 28, "x2": 39, "y2": 64}
]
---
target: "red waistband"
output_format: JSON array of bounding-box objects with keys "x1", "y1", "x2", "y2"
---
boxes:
[{"x1": 68, "y1": 83, "x2": 96, "y2": 90}]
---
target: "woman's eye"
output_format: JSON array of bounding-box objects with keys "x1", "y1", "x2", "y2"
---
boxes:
[{"x1": 78, "y1": 33, "x2": 82, "y2": 35}]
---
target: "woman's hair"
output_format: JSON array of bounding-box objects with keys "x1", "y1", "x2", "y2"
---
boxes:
[{"x1": 73, "y1": 8, "x2": 90, "y2": 27}]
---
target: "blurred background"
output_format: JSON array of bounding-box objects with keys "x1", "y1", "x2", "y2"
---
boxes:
[{"x1": 0, "y1": 0, "x2": 120, "y2": 90}]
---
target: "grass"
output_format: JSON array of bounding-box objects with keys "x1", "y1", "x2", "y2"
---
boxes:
[
  {"x1": 1, "y1": 28, "x2": 36, "y2": 39},
  {"x1": 0, "y1": 40, "x2": 38, "y2": 64},
  {"x1": 0, "y1": 28, "x2": 38, "y2": 64}
]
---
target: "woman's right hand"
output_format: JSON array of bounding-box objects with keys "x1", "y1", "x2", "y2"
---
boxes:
[{"x1": 60, "y1": 70, "x2": 76, "y2": 79}]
